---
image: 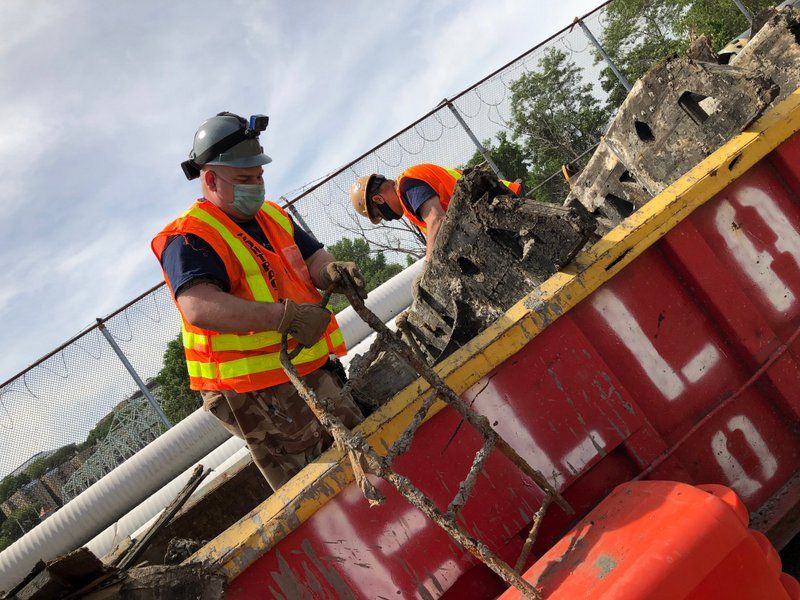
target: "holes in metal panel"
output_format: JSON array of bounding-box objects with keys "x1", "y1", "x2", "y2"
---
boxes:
[
  {"x1": 457, "y1": 256, "x2": 481, "y2": 277},
  {"x1": 634, "y1": 120, "x2": 655, "y2": 142},
  {"x1": 679, "y1": 91, "x2": 712, "y2": 125},
  {"x1": 605, "y1": 194, "x2": 635, "y2": 219},
  {"x1": 728, "y1": 154, "x2": 743, "y2": 171}
]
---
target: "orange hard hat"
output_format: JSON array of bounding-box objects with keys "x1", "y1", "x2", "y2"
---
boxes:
[{"x1": 350, "y1": 174, "x2": 384, "y2": 224}]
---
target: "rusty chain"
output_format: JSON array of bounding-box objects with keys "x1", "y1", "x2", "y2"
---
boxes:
[{"x1": 279, "y1": 269, "x2": 574, "y2": 598}]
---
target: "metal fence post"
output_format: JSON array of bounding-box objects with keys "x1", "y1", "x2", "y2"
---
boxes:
[
  {"x1": 443, "y1": 99, "x2": 507, "y2": 180},
  {"x1": 731, "y1": 0, "x2": 753, "y2": 25},
  {"x1": 13, "y1": 517, "x2": 27, "y2": 536},
  {"x1": 574, "y1": 17, "x2": 632, "y2": 92},
  {"x1": 281, "y1": 196, "x2": 319, "y2": 242},
  {"x1": 96, "y1": 319, "x2": 173, "y2": 428}
]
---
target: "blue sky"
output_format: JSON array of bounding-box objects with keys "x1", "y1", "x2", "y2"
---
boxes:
[{"x1": 0, "y1": 0, "x2": 600, "y2": 384}]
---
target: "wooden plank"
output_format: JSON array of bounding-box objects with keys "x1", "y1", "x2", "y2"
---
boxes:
[{"x1": 116, "y1": 465, "x2": 208, "y2": 571}]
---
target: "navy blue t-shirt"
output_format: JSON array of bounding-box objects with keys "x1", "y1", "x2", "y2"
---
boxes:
[
  {"x1": 398, "y1": 178, "x2": 438, "y2": 219},
  {"x1": 160, "y1": 208, "x2": 323, "y2": 297}
]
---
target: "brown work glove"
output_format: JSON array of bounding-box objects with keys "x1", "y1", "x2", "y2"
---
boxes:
[
  {"x1": 319, "y1": 261, "x2": 367, "y2": 299},
  {"x1": 277, "y1": 299, "x2": 331, "y2": 347}
]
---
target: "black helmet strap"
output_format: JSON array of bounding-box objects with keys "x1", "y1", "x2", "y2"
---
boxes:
[{"x1": 181, "y1": 112, "x2": 268, "y2": 181}]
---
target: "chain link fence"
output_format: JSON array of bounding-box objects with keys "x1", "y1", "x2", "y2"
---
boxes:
[{"x1": 0, "y1": 0, "x2": 770, "y2": 532}]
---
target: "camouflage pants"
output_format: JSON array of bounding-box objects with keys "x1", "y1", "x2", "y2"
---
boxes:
[{"x1": 201, "y1": 368, "x2": 363, "y2": 491}]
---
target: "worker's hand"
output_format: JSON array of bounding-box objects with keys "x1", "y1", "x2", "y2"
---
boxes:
[
  {"x1": 277, "y1": 299, "x2": 331, "y2": 347},
  {"x1": 319, "y1": 261, "x2": 367, "y2": 299}
]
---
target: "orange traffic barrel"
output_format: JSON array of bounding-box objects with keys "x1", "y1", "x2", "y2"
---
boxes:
[{"x1": 500, "y1": 481, "x2": 799, "y2": 599}]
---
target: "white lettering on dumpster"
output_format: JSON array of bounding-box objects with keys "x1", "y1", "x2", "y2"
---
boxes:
[
  {"x1": 490, "y1": 400, "x2": 565, "y2": 489},
  {"x1": 680, "y1": 343, "x2": 720, "y2": 384},
  {"x1": 592, "y1": 289, "x2": 686, "y2": 401},
  {"x1": 715, "y1": 191, "x2": 798, "y2": 313},
  {"x1": 592, "y1": 290, "x2": 723, "y2": 400},
  {"x1": 561, "y1": 430, "x2": 605, "y2": 475},
  {"x1": 376, "y1": 509, "x2": 428, "y2": 556},
  {"x1": 711, "y1": 415, "x2": 778, "y2": 499},
  {"x1": 737, "y1": 187, "x2": 800, "y2": 267}
]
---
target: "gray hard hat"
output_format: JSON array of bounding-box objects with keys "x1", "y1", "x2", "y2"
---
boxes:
[{"x1": 181, "y1": 112, "x2": 272, "y2": 180}]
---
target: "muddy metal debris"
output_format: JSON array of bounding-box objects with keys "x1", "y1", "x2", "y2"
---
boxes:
[
  {"x1": 325, "y1": 174, "x2": 590, "y2": 592},
  {"x1": 406, "y1": 166, "x2": 594, "y2": 363},
  {"x1": 0, "y1": 551, "x2": 225, "y2": 600},
  {"x1": 80, "y1": 565, "x2": 225, "y2": 600},
  {"x1": 350, "y1": 166, "x2": 594, "y2": 406},
  {"x1": 567, "y1": 6, "x2": 800, "y2": 231}
]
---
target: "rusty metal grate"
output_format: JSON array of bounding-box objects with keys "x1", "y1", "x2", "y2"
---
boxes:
[{"x1": 280, "y1": 276, "x2": 573, "y2": 599}]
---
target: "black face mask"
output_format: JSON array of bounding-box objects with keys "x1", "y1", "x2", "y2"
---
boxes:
[{"x1": 376, "y1": 201, "x2": 402, "y2": 221}]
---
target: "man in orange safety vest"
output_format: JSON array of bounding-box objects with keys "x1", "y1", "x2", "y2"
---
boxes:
[
  {"x1": 152, "y1": 112, "x2": 365, "y2": 490},
  {"x1": 350, "y1": 163, "x2": 521, "y2": 258}
]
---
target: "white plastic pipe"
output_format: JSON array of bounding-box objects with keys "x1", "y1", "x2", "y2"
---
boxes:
[
  {"x1": 0, "y1": 408, "x2": 230, "y2": 593},
  {"x1": 0, "y1": 261, "x2": 422, "y2": 593}
]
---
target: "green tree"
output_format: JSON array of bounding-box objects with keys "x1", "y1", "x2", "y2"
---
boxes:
[
  {"x1": 155, "y1": 335, "x2": 201, "y2": 425},
  {"x1": 76, "y1": 411, "x2": 115, "y2": 452},
  {"x1": 24, "y1": 444, "x2": 78, "y2": 480},
  {"x1": 465, "y1": 130, "x2": 531, "y2": 184},
  {"x1": 0, "y1": 506, "x2": 39, "y2": 552},
  {"x1": 599, "y1": 0, "x2": 775, "y2": 108},
  {"x1": 0, "y1": 472, "x2": 29, "y2": 505},
  {"x1": 327, "y1": 238, "x2": 405, "y2": 312},
  {"x1": 509, "y1": 47, "x2": 611, "y2": 203}
]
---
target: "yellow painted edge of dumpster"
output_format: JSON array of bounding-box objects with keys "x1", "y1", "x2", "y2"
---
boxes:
[{"x1": 188, "y1": 87, "x2": 800, "y2": 581}]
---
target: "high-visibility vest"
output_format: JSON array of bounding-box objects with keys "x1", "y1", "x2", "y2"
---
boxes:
[
  {"x1": 395, "y1": 163, "x2": 522, "y2": 235},
  {"x1": 152, "y1": 199, "x2": 345, "y2": 393}
]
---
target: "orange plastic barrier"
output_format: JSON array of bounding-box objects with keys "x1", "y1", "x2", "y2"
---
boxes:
[{"x1": 500, "y1": 481, "x2": 799, "y2": 600}]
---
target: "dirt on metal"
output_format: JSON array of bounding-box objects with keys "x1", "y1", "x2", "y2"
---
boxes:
[
  {"x1": 567, "y1": 6, "x2": 800, "y2": 231},
  {"x1": 82, "y1": 564, "x2": 226, "y2": 600},
  {"x1": 351, "y1": 165, "x2": 595, "y2": 406}
]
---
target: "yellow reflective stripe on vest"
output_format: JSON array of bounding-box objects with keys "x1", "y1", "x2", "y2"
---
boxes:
[
  {"x1": 186, "y1": 360, "x2": 218, "y2": 379},
  {"x1": 209, "y1": 330, "x2": 282, "y2": 352},
  {"x1": 445, "y1": 167, "x2": 462, "y2": 181},
  {"x1": 218, "y1": 338, "x2": 329, "y2": 379},
  {"x1": 183, "y1": 330, "x2": 208, "y2": 351},
  {"x1": 500, "y1": 179, "x2": 515, "y2": 190},
  {"x1": 328, "y1": 328, "x2": 344, "y2": 349},
  {"x1": 188, "y1": 206, "x2": 274, "y2": 302},
  {"x1": 261, "y1": 203, "x2": 293, "y2": 236},
  {"x1": 187, "y1": 337, "x2": 328, "y2": 382},
  {"x1": 184, "y1": 328, "x2": 281, "y2": 352}
]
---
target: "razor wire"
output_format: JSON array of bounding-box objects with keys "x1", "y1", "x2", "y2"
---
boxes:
[{"x1": 0, "y1": 0, "x2": 772, "y2": 529}]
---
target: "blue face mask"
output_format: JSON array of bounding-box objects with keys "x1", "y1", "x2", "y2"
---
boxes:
[{"x1": 231, "y1": 183, "x2": 265, "y2": 217}]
